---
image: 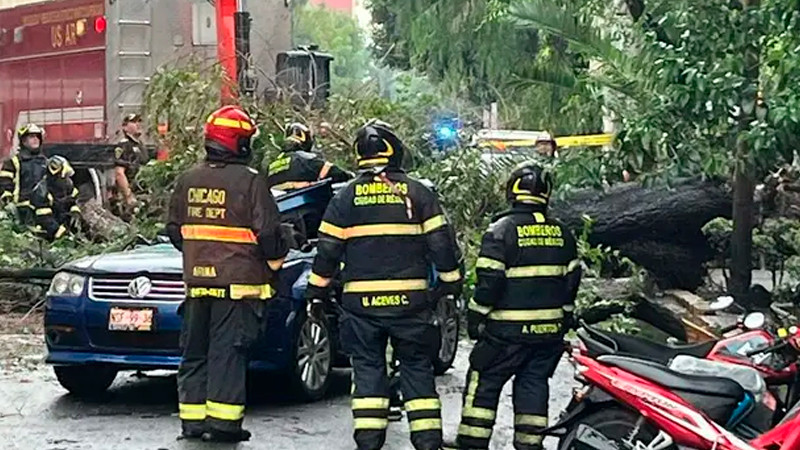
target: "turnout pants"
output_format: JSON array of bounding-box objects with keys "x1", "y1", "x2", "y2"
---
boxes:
[
  {"x1": 177, "y1": 297, "x2": 262, "y2": 433},
  {"x1": 456, "y1": 338, "x2": 563, "y2": 450},
  {"x1": 340, "y1": 309, "x2": 442, "y2": 450}
]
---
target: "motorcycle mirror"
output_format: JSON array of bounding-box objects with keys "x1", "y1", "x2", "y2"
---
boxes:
[
  {"x1": 709, "y1": 296, "x2": 735, "y2": 311},
  {"x1": 744, "y1": 312, "x2": 766, "y2": 330}
]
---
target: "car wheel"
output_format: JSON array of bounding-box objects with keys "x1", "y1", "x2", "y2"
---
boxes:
[
  {"x1": 288, "y1": 313, "x2": 333, "y2": 401},
  {"x1": 54, "y1": 365, "x2": 117, "y2": 397},
  {"x1": 433, "y1": 295, "x2": 460, "y2": 375}
]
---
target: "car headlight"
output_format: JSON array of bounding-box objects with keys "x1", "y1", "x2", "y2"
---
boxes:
[{"x1": 48, "y1": 272, "x2": 86, "y2": 297}]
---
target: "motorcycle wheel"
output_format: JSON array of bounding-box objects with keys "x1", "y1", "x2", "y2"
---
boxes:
[{"x1": 558, "y1": 407, "x2": 674, "y2": 450}]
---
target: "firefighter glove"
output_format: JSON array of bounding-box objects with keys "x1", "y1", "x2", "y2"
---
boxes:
[{"x1": 467, "y1": 310, "x2": 486, "y2": 341}]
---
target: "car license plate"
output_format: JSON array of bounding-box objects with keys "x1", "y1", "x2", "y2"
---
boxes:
[{"x1": 108, "y1": 307, "x2": 154, "y2": 331}]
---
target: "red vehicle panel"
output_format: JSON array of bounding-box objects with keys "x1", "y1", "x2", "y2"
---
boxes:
[{"x1": 0, "y1": 0, "x2": 106, "y2": 158}]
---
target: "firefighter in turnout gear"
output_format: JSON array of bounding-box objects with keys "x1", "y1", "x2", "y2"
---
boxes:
[
  {"x1": 306, "y1": 119, "x2": 462, "y2": 450},
  {"x1": 455, "y1": 162, "x2": 581, "y2": 450},
  {"x1": 0, "y1": 124, "x2": 48, "y2": 226},
  {"x1": 29, "y1": 156, "x2": 81, "y2": 241},
  {"x1": 267, "y1": 122, "x2": 352, "y2": 191},
  {"x1": 166, "y1": 106, "x2": 289, "y2": 443}
]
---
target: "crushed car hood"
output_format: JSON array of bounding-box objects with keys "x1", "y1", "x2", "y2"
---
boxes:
[{"x1": 63, "y1": 244, "x2": 183, "y2": 274}]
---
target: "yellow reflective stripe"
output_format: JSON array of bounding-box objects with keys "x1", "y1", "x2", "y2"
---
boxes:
[
  {"x1": 405, "y1": 398, "x2": 441, "y2": 411},
  {"x1": 179, "y1": 403, "x2": 207, "y2": 420},
  {"x1": 319, "y1": 161, "x2": 333, "y2": 180},
  {"x1": 358, "y1": 157, "x2": 389, "y2": 167},
  {"x1": 0, "y1": 192, "x2": 11, "y2": 200},
  {"x1": 468, "y1": 299, "x2": 492, "y2": 315},
  {"x1": 476, "y1": 257, "x2": 505, "y2": 271},
  {"x1": 70, "y1": 205, "x2": 81, "y2": 213},
  {"x1": 54, "y1": 225, "x2": 67, "y2": 239},
  {"x1": 35, "y1": 207, "x2": 53, "y2": 216},
  {"x1": 0, "y1": 170, "x2": 13, "y2": 178},
  {"x1": 487, "y1": 308, "x2": 564, "y2": 321},
  {"x1": 515, "y1": 433, "x2": 544, "y2": 445},
  {"x1": 272, "y1": 181, "x2": 313, "y2": 190},
  {"x1": 515, "y1": 194, "x2": 547, "y2": 204},
  {"x1": 11, "y1": 157, "x2": 19, "y2": 203},
  {"x1": 354, "y1": 418, "x2": 388, "y2": 430},
  {"x1": 229, "y1": 284, "x2": 273, "y2": 300},
  {"x1": 506, "y1": 265, "x2": 571, "y2": 278},
  {"x1": 567, "y1": 259, "x2": 581, "y2": 272},
  {"x1": 554, "y1": 133, "x2": 613, "y2": 148},
  {"x1": 352, "y1": 397, "x2": 389, "y2": 410},
  {"x1": 343, "y1": 279, "x2": 428, "y2": 293},
  {"x1": 409, "y1": 418, "x2": 442, "y2": 432},
  {"x1": 268, "y1": 258, "x2": 285, "y2": 271},
  {"x1": 515, "y1": 414, "x2": 548, "y2": 427},
  {"x1": 211, "y1": 117, "x2": 253, "y2": 131},
  {"x1": 309, "y1": 272, "x2": 332, "y2": 288},
  {"x1": 438, "y1": 269, "x2": 461, "y2": 283},
  {"x1": 319, "y1": 221, "x2": 347, "y2": 240},
  {"x1": 422, "y1": 214, "x2": 447, "y2": 233},
  {"x1": 458, "y1": 424, "x2": 493, "y2": 438},
  {"x1": 563, "y1": 304, "x2": 575, "y2": 312},
  {"x1": 533, "y1": 212, "x2": 545, "y2": 223},
  {"x1": 206, "y1": 400, "x2": 244, "y2": 421},
  {"x1": 72, "y1": 187, "x2": 79, "y2": 197},
  {"x1": 464, "y1": 405, "x2": 496, "y2": 421},
  {"x1": 346, "y1": 223, "x2": 422, "y2": 238}
]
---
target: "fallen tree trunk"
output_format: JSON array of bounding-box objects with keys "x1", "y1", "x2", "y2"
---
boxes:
[{"x1": 551, "y1": 177, "x2": 732, "y2": 290}]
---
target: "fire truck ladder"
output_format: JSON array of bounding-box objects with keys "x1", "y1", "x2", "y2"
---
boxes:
[{"x1": 109, "y1": 0, "x2": 153, "y2": 119}]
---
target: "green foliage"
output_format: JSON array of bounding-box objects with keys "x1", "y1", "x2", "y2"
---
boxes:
[
  {"x1": 367, "y1": 0, "x2": 604, "y2": 133},
  {"x1": 510, "y1": 0, "x2": 800, "y2": 181},
  {"x1": 293, "y1": 5, "x2": 372, "y2": 91}
]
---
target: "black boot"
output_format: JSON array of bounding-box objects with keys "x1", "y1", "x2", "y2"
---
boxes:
[
  {"x1": 177, "y1": 423, "x2": 205, "y2": 440},
  {"x1": 201, "y1": 428, "x2": 252, "y2": 443}
]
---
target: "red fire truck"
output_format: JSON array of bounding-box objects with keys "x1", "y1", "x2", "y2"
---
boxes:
[{"x1": 0, "y1": 0, "x2": 291, "y2": 161}]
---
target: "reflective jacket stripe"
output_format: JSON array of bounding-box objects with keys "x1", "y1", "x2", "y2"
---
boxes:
[
  {"x1": 309, "y1": 272, "x2": 332, "y2": 288},
  {"x1": 476, "y1": 257, "x2": 505, "y2": 271},
  {"x1": 320, "y1": 221, "x2": 449, "y2": 240},
  {"x1": 35, "y1": 207, "x2": 53, "y2": 216},
  {"x1": 468, "y1": 299, "x2": 492, "y2": 315},
  {"x1": 181, "y1": 224, "x2": 257, "y2": 244},
  {"x1": 318, "y1": 161, "x2": 333, "y2": 179},
  {"x1": 506, "y1": 261, "x2": 579, "y2": 278},
  {"x1": 422, "y1": 214, "x2": 447, "y2": 233},
  {"x1": 229, "y1": 284, "x2": 273, "y2": 300},
  {"x1": 272, "y1": 181, "x2": 313, "y2": 190},
  {"x1": 0, "y1": 170, "x2": 13, "y2": 178},
  {"x1": 343, "y1": 279, "x2": 428, "y2": 293},
  {"x1": 438, "y1": 269, "x2": 461, "y2": 282},
  {"x1": 487, "y1": 308, "x2": 564, "y2": 321}
]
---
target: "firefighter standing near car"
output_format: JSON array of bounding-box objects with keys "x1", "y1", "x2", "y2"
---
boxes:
[
  {"x1": 29, "y1": 156, "x2": 81, "y2": 241},
  {"x1": 0, "y1": 124, "x2": 49, "y2": 226},
  {"x1": 166, "y1": 105, "x2": 289, "y2": 443},
  {"x1": 267, "y1": 122, "x2": 352, "y2": 191},
  {"x1": 306, "y1": 119, "x2": 462, "y2": 450},
  {"x1": 454, "y1": 162, "x2": 581, "y2": 450},
  {"x1": 111, "y1": 113, "x2": 148, "y2": 221}
]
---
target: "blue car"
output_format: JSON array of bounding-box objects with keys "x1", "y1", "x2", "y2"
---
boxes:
[{"x1": 44, "y1": 181, "x2": 462, "y2": 400}]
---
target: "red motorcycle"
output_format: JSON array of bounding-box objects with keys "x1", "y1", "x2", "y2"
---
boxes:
[
  {"x1": 577, "y1": 303, "x2": 800, "y2": 427},
  {"x1": 549, "y1": 323, "x2": 800, "y2": 450}
]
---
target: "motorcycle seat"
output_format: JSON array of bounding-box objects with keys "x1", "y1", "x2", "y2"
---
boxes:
[
  {"x1": 580, "y1": 326, "x2": 715, "y2": 364},
  {"x1": 598, "y1": 355, "x2": 745, "y2": 399}
]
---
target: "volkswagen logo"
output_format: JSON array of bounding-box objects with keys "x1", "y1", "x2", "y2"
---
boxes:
[{"x1": 128, "y1": 276, "x2": 152, "y2": 299}]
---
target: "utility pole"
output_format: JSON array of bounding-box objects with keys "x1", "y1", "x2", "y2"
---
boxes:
[{"x1": 729, "y1": 0, "x2": 760, "y2": 300}]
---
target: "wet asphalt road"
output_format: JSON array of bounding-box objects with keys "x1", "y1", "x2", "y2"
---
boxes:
[{"x1": 0, "y1": 339, "x2": 576, "y2": 450}]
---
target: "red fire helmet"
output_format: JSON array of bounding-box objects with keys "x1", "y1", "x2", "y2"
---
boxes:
[{"x1": 204, "y1": 105, "x2": 258, "y2": 154}]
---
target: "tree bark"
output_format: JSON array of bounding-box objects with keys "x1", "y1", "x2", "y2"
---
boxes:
[{"x1": 729, "y1": 0, "x2": 760, "y2": 299}]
